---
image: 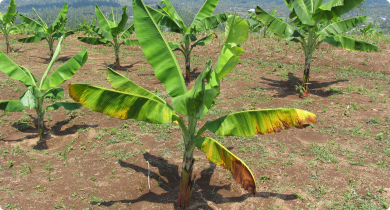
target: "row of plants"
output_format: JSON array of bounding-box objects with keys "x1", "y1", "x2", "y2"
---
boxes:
[{"x1": 0, "y1": 0, "x2": 383, "y2": 208}]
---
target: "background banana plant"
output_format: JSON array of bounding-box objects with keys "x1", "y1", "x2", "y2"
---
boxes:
[
  {"x1": 248, "y1": 7, "x2": 277, "y2": 37},
  {"x1": 68, "y1": 0, "x2": 317, "y2": 208},
  {"x1": 0, "y1": 36, "x2": 87, "y2": 145},
  {"x1": 77, "y1": 5, "x2": 139, "y2": 70},
  {"x1": 157, "y1": 0, "x2": 229, "y2": 82},
  {"x1": 254, "y1": 0, "x2": 378, "y2": 96},
  {"x1": 78, "y1": 19, "x2": 96, "y2": 37},
  {"x1": 0, "y1": 0, "x2": 19, "y2": 53},
  {"x1": 360, "y1": 23, "x2": 383, "y2": 38},
  {"x1": 18, "y1": 3, "x2": 72, "y2": 58}
]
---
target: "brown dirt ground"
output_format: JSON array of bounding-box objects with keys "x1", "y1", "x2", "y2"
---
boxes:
[{"x1": 0, "y1": 32, "x2": 389, "y2": 209}]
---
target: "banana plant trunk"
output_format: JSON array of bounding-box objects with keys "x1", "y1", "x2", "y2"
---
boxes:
[
  {"x1": 48, "y1": 37, "x2": 54, "y2": 58},
  {"x1": 177, "y1": 153, "x2": 195, "y2": 208},
  {"x1": 302, "y1": 55, "x2": 311, "y2": 96},
  {"x1": 5, "y1": 32, "x2": 11, "y2": 53},
  {"x1": 35, "y1": 99, "x2": 45, "y2": 142},
  {"x1": 114, "y1": 39, "x2": 121, "y2": 70},
  {"x1": 185, "y1": 54, "x2": 191, "y2": 83}
]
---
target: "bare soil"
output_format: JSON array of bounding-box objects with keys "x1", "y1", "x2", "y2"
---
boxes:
[{"x1": 0, "y1": 32, "x2": 389, "y2": 209}]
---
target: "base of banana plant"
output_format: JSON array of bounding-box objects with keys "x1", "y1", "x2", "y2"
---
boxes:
[
  {"x1": 177, "y1": 155, "x2": 195, "y2": 208},
  {"x1": 116, "y1": 58, "x2": 121, "y2": 70},
  {"x1": 185, "y1": 56, "x2": 191, "y2": 83},
  {"x1": 7, "y1": 44, "x2": 11, "y2": 54}
]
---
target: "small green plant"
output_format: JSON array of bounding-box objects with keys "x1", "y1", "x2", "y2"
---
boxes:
[
  {"x1": 0, "y1": 0, "x2": 21, "y2": 53},
  {"x1": 0, "y1": 36, "x2": 87, "y2": 145}
]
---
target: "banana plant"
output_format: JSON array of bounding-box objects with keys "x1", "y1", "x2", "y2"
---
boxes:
[
  {"x1": 157, "y1": 0, "x2": 229, "y2": 82},
  {"x1": 68, "y1": 0, "x2": 317, "y2": 208},
  {"x1": 77, "y1": 5, "x2": 140, "y2": 70},
  {"x1": 0, "y1": 36, "x2": 87, "y2": 145},
  {"x1": 254, "y1": 0, "x2": 378, "y2": 96},
  {"x1": 78, "y1": 19, "x2": 96, "y2": 37},
  {"x1": 360, "y1": 23, "x2": 383, "y2": 38},
  {"x1": 0, "y1": 0, "x2": 19, "y2": 53},
  {"x1": 248, "y1": 7, "x2": 277, "y2": 37},
  {"x1": 18, "y1": 3, "x2": 71, "y2": 58}
]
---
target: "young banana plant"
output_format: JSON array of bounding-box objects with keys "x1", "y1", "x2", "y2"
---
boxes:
[
  {"x1": 157, "y1": 0, "x2": 229, "y2": 83},
  {"x1": 77, "y1": 5, "x2": 139, "y2": 70},
  {"x1": 254, "y1": 0, "x2": 378, "y2": 96},
  {"x1": 248, "y1": 7, "x2": 277, "y2": 37},
  {"x1": 68, "y1": 0, "x2": 317, "y2": 208},
  {"x1": 18, "y1": 3, "x2": 72, "y2": 58},
  {"x1": 0, "y1": 0, "x2": 20, "y2": 53},
  {"x1": 78, "y1": 19, "x2": 96, "y2": 37},
  {"x1": 0, "y1": 36, "x2": 87, "y2": 145}
]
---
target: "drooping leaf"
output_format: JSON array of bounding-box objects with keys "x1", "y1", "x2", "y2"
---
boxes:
[
  {"x1": 322, "y1": 35, "x2": 379, "y2": 52},
  {"x1": 193, "y1": 13, "x2": 229, "y2": 32},
  {"x1": 0, "y1": 50, "x2": 35, "y2": 86},
  {"x1": 69, "y1": 84, "x2": 179, "y2": 124},
  {"x1": 43, "y1": 88, "x2": 64, "y2": 99},
  {"x1": 78, "y1": 37, "x2": 110, "y2": 45},
  {"x1": 205, "y1": 108, "x2": 317, "y2": 136},
  {"x1": 119, "y1": 24, "x2": 135, "y2": 40},
  {"x1": 19, "y1": 14, "x2": 44, "y2": 32},
  {"x1": 190, "y1": 0, "x2": 219, "y2": 30},
  {"x1": 17, "y1": 35, "x2": 46, "y2": 43},
  {"x1": 121, "y1": 39, "x2": 140, "y2": 46},
  {"x1": 133, "y1": 0, "x2": 186, "y2": 97},
  {"x1": 41, "y1": 50, "x2": 88, "y2": 90},
  {"x1": 313, "y1": 0, "x2": 364, "y2": 21},
  {"x1": 191, "y1": 33, "x2": 215, "y2": 48},
  {"x1": 0, "y1": 100, "x2": 27, "y2": 112},
  {"x1": 46, "y1": 102, "x2": 82, "y2": 111},
  {"x1": 19, "y1": 88, "x2": 38, "y2": 109},
  {"x1": 255, "y1": 6, "x2": 302, "y2": 39},
  {"x1": 194, "y1": 137, "x2": 256, "y2": 194},
  {"x1": 107, "y1": 68, "x2": 166, "y2": 103},
  {"x1": 318, "y1": 16, "x2": 366, "y2": 36},
  {"x1": 168, "y1": 41, "x2": 181, "y2": 51},
  {"x1": 92, "y1": 26, "x2": 114, "y2": 40}
]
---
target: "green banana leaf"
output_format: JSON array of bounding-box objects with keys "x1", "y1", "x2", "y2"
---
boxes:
[
  {"x1": 120, "y1": 24, "x2": 135, "y2": 40},
  {"x1": 41, "y1": 50, "x2": 88, "y2": 90},
  {"x1": 112, "y1": 6, "x2": 128, "y2": 36},
  {"x1": 95, "y1": 4, "x2": 113, "y2": 32},
  {"x1": 0, "y1": 51, "x2": 35, "y2": 86},
  {"x1": 0, "y1": 100, "x2": 27, "y2": 112},
  {"x1": 255, "y1": 6, "x2": 301, "y2": 39},
  {"x1": 19, "y1": 14, "x2": 44, "y2": 32},
  {"x1": 92, "y1": 26, "x2": 114, "y2": 40},
  {"x1": 17, "y1": 35, "x2": 45, "y2": 43},
  {"x1": 46, "y1": 102, "x2": 82, "y2": 111},
  {"x1": 194, "y1": 137, "x2": 256, "y2": 194},
  {"x1": 107, "y1": 68, "x2": 166, "y2": 103},
  {"x1": 69, "y1": 84, "x2": 179, "y2": 124},
  {"x1": 214, "y1": 14, "x2": 248, "y2": 79},
  {"x1": 292, "y1": 0, "x2": 315, "y2": 26},
  {"x1": 43, "y1": 88, "x2": 64, "y2": 99},
  {"x1": 48, "y1": 3, "x2": 68, "y2": 33},
  {"x1": 205, "y1": 108, "x2": 317, "y2": 136},
  {"x1": 190, "y1": 0, "x2": 219, "y2": 30},
  {"x1": 318, "y1": 16, "x2": 366, "y2": 36},
  {"x1": 3, "y1": 0, "x2": 16, "y2": 23},
  {"x1": 32, "y1": 8, "x2": 48, "y2": 29},
  {"x1": 172, "y1": 62, "x2": 213, "y2": 118},
  {"x1": 78, "y1": 37, "x2": 110, "y2": 45},
  {"x1": 191, "y1": 33, "x2": 215, "y2": 48},
  {"x1": 145, "y1": 5, "x2": 166, "y2": 24},
  {"x1": 109, "y1": 8, "x2": 116, "y2": 24},
  {"x1": 133, "y1": 0, "x2": 186, "y2": 98},
  {"x1": 323, "y1": 35, "x2": 379, "y2": 52},
  {"x1": 19, "y1": 87, "x2": 40, "y2": 109},
  {"x1": 121, "y1": 39, "x2": 140, "y2": 46},
  {"x1": 159, "y1": 0, "x2": 186, "y2": 30},
  {"x1": 168, "y1": 41, "x2": 181, "y2": 51},
  {"x1": 193, "y1": 13, "x2": 229, "y2": 32},
  {"x1": 313, "y1": 0, "x2": 364, "y2": 21}
]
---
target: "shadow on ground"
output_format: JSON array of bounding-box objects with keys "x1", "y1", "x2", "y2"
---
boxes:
[
  {"x1": 90, "y1": 153, "x2": 298, "y2": 209},
  {"x1": 260, "y1": 72, "x2": 348, "y2": 98}
]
